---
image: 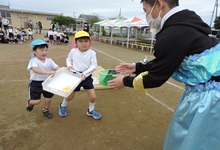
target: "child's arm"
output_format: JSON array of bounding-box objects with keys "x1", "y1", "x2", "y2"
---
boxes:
[{"x1": 31, "y1": 67, "x2": 56, "y2": 75}]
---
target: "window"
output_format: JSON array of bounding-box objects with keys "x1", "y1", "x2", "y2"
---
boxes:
[
  {"x1": 1, "y1": 11, "x2": 11, "y2": 18},
  {"x1": 46, "y1": 16, "x2": 53, "y2": 20}
]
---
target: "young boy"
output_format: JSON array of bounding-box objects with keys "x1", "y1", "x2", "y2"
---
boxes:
[
  {"x1": 27, "y1": 39, "x2": 60, "y2": 119},
  {"x1": 27, "y1": 28, "x2": 33, "y2": 40},
  {"x1": 59, "y1": 30, "x2": 101, "y2": 120},
  {"x1": 7, "y1": 25, "x2": 14, "y2": 44}
]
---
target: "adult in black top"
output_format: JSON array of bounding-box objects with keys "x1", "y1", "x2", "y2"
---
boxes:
[{"x1": 109, "y1": 0, "x2": 220, "y2": 150}]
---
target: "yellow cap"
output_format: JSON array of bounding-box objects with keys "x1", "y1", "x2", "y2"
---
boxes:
[{"x1": 74, "y1": 30, "x2": 90, "y2": 39}]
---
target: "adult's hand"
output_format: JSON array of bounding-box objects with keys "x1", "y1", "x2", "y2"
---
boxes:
[
  {"x1": 115, "y1": 63, "x2": 135, "y2": 74},
  {"x1": 108, "y1": 75, "x2": 125, "y2": 89}
]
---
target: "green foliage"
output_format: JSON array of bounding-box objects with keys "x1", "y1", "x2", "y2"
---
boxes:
[
  {"x1": 214, "y1": 16, "x2": 220, "y2": 29},
  {"x1": 52, "y1": 16, "x2": 76, "y2": 27},
  {"x1": 87, "y1": 16, "x2": 100, "y2": 25}
]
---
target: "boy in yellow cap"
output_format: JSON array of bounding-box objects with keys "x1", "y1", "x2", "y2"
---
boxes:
[{"x1": 59, "y1": 30, "x2": 101, "y2": 120}]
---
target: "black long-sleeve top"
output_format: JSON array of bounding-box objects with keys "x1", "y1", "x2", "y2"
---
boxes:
[{"x1": 123, "y1": 9, "x2": 219, "y2": 88}]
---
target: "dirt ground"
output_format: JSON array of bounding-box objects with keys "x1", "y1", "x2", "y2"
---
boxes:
[{"x1": 0, "y1": 33, "x2": 184, "y2": 150}]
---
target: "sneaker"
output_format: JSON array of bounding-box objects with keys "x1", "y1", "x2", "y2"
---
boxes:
[
  {"x1": 26, "y1": 101, "x2": 34, "y2": 112},
  {"x1": 42, "y1": 110, "x2": 52, "y2": 119},
  {"x1": 59, "y1": 103, "x2": 67, "y2": 117},
  {"x1": 87, "y1": 109, "x2": 102, "y2": 120}
]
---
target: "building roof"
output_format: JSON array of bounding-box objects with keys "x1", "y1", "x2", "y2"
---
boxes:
[
  {"x1": 0, "y1": 5, "x2": 62, "y2": 16},
  {"x1": 78, "y1": 14, "x2": 99, "y2": 21}
]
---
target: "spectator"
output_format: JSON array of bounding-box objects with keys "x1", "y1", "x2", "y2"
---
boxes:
[
  {"x1": 35, "y1": 22, "x2": 39, "y2": 34},
  {"x1": 2, "y1": 16, "x2": 9, "y2": 33},
  {"x1": 28, "y1": 20, "x2": 33, "y2": 30},
  {"x1": 0, "y1": 18, "x2": 2, "y2": 29},
  {"x1": 0, "y1": 27, "x2": 6, "y2": 43},
  {"x1": 38, "y1": 21, "x2": 42, "y2": 34}
]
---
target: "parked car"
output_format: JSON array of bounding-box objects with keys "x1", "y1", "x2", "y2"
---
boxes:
[{"x1": 209, "y1": 29, "x2": 220, "y2": 39}]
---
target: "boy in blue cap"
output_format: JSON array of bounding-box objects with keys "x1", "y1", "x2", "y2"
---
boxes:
[{"x1": 26, "y1": 39, "x2": 60, "y2": 119}]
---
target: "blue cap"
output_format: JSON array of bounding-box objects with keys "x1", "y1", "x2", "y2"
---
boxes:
[{"x1": 30, "y1": 39, "x2": 48, "y2": 49}]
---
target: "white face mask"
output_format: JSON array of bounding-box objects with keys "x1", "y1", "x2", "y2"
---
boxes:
[{"x1": 146, "y1": 2, "x2": 162, "y2": 29}]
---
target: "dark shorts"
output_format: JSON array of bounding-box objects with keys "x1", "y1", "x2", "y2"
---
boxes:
[
  {"x1": 17, "y1": 35, "x2": 21, "y2": 39},
  {"x1": 28, "y1": 80, "x2": 54, "y2": 100},
  {"x1": 56, "y1": 36, "x2": 60, "y2": 40},
  {"x1": 49, "y1": 35, "x2": 54, "y2": 40},
  {"x1": 74, "y1": 75, "x2": 94, "y2": 91},
  {"x1": 9, "y1": 33, "x2": 14, "y2": 38}
]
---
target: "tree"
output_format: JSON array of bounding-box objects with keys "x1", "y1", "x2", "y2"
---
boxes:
[
  {"x1": 87, "y1": 16, "x2": 100, "y2": 25},
  {"x1": 214, "y1": 16, "x2": 220, "y2": 29},
  {"x1": 52, "y1": 15, "x2": 76, "y2": 31}
]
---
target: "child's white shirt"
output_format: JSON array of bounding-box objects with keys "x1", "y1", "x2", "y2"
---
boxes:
[
  {"x1": 66, "y1": 48, "x2": 97, "y2": 77},
  {"x1": 47, "y1": 30, "x2": 54, "y2": 36},
  {"x1": 28, "y1": 31, "x2": 33, "y2": 35},
  {"x1": 27, "y1": 57, "x2": 58, "y2": 81},
  {"x1": 7, "y1": 28, "x2": 13, "y2": 33}
]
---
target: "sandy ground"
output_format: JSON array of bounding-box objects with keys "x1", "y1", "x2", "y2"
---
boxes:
[{"x1": 0, "y1": 33, "x2": 184, "y2": 150}]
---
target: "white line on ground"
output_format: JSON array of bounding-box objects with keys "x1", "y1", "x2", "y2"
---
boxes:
[
  {"x1": 1, "y1": 46, "x2": 183, "y2": 113},
  {"x1": 92, "y1": 47, "x2": 182, "y2": 112}
]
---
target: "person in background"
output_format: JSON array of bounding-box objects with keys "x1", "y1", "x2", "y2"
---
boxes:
[
  {"x1": 55, "y1": 29, "x2": 61, "y2": 45},
  {"x1": 0, "y1": 28, "x2": 5, "y2": 43},
  {"x1": 0, "y1": 18, "x2": 2, "y2": 29},
  {"x1": 108, "y1": 0, "x2": 220, "y2": 150},
  {"x1": 7, "y1": 24, "x2": 14, "y2": 44},
  {"x1": 28, "y1": 20, "x2": 33, "y2": 30},
  {"x1": 35, "y1": 22, "x2": 39, "y2": 34},
  {"x1": 47, "y1": 28, "x2": 54, "y2": 45},
  {"x1": 58, "y1": 30, "x2": 101, "y2": 120},
  {"x1": 38, "y1": 21, "x2": 42, "y2": 34},
  {"x1": 27, "y1": 28, "x2": 33, "y2": 40},
  {"x1": 1, "y1": 16, "x2": 9, "y2": 34},
  {"x1": 26, "y1": 39, "x2": 60, "y2": 119},
  {"x1": 43, "y1": 35, "x2": 49, "y2": 42}
]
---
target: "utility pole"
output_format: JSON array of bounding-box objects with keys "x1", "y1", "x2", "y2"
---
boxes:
[{"x1": 210, "y1": 0, "x2": 218, "y2": 27}]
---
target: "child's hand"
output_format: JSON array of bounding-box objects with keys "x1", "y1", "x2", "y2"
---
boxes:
[
  {"x1": 67, "y1": 66, "x2": 73, "y2": 72},
  {"x1": 80, "y1": 73, "x2": 86, "y2": 81},
  {"x1": 48, "y1": 70, "x2": 56, "y2": 76}
]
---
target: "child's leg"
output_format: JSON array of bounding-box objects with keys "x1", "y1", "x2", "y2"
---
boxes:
[
  {"x1": 26, "y1": 99, "x2": 40, "y2": 112},
  {"x1": 61, "y1": 91, "x2": 76, "y2": 106},
  {"x1": 86, "y1": 89, "x2": 101, "y2": 120},
  {"x1": 29, "y1": 99, "x2": 41, "y2": 106},
  {"x1": 44, "y1": 98, "x2": 52, "y2": 109},
  {"x1": 86, "y1": 89, "x2": 96, "y2": 111},
  {"x1": 59, "y1": 92, "x2": 76, "y2": 117},
  {"x1": 42, "y1": 97, "x2": 53, "y2": 119}
]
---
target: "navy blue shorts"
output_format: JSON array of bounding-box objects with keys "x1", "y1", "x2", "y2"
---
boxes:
[
  {"x1": 74, "y1": 75, "x2": 94, "y2": 91},
  {"x1": 49, "y1": 35, "x2": 54, "y2": 40},
  {"x1": 28, "y1": 81, "x2": 54, "y2": 100}
]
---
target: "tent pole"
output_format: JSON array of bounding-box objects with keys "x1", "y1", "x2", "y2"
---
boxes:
[
  {"x1": 110, "y1": 27, "x2": 113, "y2": 44},
  {"x1": 127, "y1": 27, "x2": 130, "y2": 48}
]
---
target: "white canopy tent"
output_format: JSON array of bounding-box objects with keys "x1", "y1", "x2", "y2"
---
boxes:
[
  {"x1": 118, "y1": 16, "x2": 149, "y2": 48},
  {"x1": 100, "y1": 18, "x2": 124, "y2": 44}
]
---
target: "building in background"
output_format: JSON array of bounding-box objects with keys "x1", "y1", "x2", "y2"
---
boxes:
[
  {"x1": 0, "y1": 5, "x2": 62, "y2": 30},
  {"x1": 76, "y1": 14, "x2": 99, "y2": 31}
]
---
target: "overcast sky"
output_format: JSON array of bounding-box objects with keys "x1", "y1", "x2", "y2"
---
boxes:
[{"x1": 0, "y1": 0, "x2": 218, "y2": 26}]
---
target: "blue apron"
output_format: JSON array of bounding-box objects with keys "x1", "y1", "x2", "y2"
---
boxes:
[{"x1": 163, "y1": 43, "x2": 220, "y2": 150}]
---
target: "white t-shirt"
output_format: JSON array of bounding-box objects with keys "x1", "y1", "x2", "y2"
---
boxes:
[
  {"x1": 66, "y1": 48, "x2": 97, "y2": 77},
  {"x1": 47, "y1": 30, "x2": 54, "y2": 36},
  {"x1": 2, "y1": 18, "x2": 9, "y2": 25},
  {"x1": 27, "y1": 57, "x2": 58, "y2": 81},
  {"x1": 28, "y1": 31, "x2": 33, "y2": 35},
  {"x1": 56, "y1": 32, "x2": 61, "y2": 37}
]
